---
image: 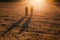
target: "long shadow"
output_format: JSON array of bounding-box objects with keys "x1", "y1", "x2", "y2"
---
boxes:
[
  {"x1": 18, "y1": 16, "x2": 32, "y2": 34},
  {"x1": 1, "y1": 16, "x2": 26, "y2": 36}
]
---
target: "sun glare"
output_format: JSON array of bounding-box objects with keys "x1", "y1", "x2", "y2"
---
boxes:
[
  {"x1": 26, "y1": 0, "x2": 47, "y2": 9},
  {"x1": 28, "y1": 0, "x2": 46, "y2": 6}
]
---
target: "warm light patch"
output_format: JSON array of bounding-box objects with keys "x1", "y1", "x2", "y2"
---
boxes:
[
  {"x1": 47, "y1": 0, "x2": 54, "y2": 3},
  {"x1": 26, "y1": 0, "x2": 47, "y2": 9},
  {"x1": 28, "y1": 0, "x2": 46, "y2": 6}
]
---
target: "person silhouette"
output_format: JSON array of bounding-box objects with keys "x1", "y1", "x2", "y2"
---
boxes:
[
  {"x1": 30, "y1": 6, "x2": 33, "y2": 16},
  {"x1": 25, "y1": 6, "x2": 28, "y2": 16}
]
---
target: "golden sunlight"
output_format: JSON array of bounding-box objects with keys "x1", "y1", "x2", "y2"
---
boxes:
[
  {"x1": 28, "y1": 0, "x2": 46, "y2": 6},
  {"x1": 26, "y1": 0, "x2": 47, "y2": 10}
]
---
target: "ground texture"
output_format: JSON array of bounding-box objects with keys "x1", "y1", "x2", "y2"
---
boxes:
[{"x1": 0, "y1": 2, "x2": 60, "y2": 40}]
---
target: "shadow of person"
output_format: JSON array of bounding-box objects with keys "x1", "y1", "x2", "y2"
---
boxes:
[
  {"x1": 18, "y1": 16, "x2": 32, "y2": 34},
  {"x1": 1, "y1": 16, "x2": 26, "y2": 36}
]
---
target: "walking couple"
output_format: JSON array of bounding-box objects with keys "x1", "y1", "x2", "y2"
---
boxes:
[{"x1": 25, "y1": 6, "x2": 34, "y2": 16}]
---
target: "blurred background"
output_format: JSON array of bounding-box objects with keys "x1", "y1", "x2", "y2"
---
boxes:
[{"x1": 0, "y1": 0, "x2": 60, "y2": 3}]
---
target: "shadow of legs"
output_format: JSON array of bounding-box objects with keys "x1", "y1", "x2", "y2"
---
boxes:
[
  {"x1": 18, "y1": 16, "x2": 32, "y2": 34},
  {"x1": 1, "y1": 16, "x2": 26, "y2": 36}
]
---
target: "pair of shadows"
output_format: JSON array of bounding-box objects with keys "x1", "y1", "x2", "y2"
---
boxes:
[
  {"x1": 1, "y1": 16, "x2": 26, "y2": 36},
  {"x1": 18, "y1": 16, "x2": 32, "y2": 34}
]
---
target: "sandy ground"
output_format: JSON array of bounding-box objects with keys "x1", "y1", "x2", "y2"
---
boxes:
[{"x1": 0, "y1": 2, "x2": 60, "y2": 40}]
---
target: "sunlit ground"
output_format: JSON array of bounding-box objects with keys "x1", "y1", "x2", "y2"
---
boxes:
[
  {"x1": 25, "y1": 0, "x2": 54, "y2": 9},
  {"x1": 0, "y1": 0, "x2": 60, "y2": 40},
  {"x1": 24, "y1": 0, "x2": 56, "y2": 15},
  {"x1": 25, "y1": 0, "x2": 47, "y2": 10}
]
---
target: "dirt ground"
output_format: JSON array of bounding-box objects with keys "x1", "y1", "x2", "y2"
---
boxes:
[{"x1": 0, "y1": 2, "x2": 60, "y2": 40}]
